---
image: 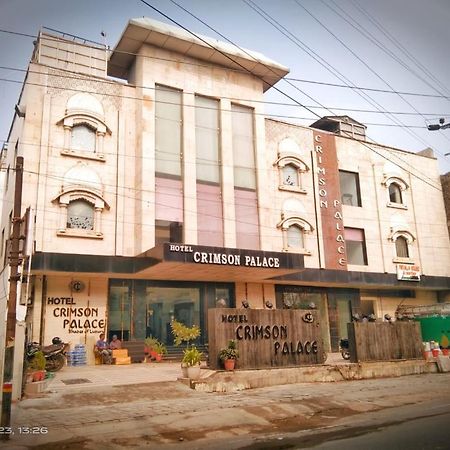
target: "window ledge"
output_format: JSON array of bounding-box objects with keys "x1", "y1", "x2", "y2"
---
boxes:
[
  {"x1": 61, "y1": 149, "x2": 105, "y2": 162},
  {"x1": 279, "y1": 185, "x2": 307, "y2": 194},
  {"x1": 57, "y1": 229, "x2": 104, "y2": 239},
  {"x1": 387, "y1": 202, "x2": 407, "y2": 210},
  {"x1": 393, "y1": 257, "x2": 414, "y2": 264}
]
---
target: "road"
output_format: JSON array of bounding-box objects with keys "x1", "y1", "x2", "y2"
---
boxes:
[{"x1": 7, "y1": 372, "x2": 450, "y2": 449}]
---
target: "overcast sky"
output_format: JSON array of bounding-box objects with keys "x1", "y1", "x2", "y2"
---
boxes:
[{"x1": 1, "y1": 0, "x2": 449, "y2": 174}]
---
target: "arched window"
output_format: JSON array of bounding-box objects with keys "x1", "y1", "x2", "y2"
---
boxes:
[
  {"x1": 287, "y1": 224, "x2": 304, "y2": 248},
  {"x1": 71, "y1": 124, "x2": 96, "y2": 152},
  {"x1": 53, "y1": 163, "x2": 109, "y2": 239},
  {"x1": 282, "y1": 164, "x2": 299, "y2": 187},
  {"x1": 389, "y1": 183, "x2": 403, "y2": 204},
  {"x1": 58, "y1": 93, "x2": 111, "y2": 161},
  {"x1": 67, "y1": 199, "x2": 94, "y2": 230},
  {"x1": 389, "y1": 228, "x2": 415, "y2": 262},
  {"x1": 383, "y1": 175, "x2": 408, "y2": 209},
  {"x1": 275, "y1": 156, "x2": 309, "y2": 193},
  {"x1": 277, "y1": 215, "x2": 313, "y2": 254},
  {"x1": 395, "y1": 236, "x2": 409, "y2": 258}
]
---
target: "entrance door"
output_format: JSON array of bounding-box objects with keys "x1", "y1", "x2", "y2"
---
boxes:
[{"x1": 145, "y1": 286, "x2": 201, "y2": 345}]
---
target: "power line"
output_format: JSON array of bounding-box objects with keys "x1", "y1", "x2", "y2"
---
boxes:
[
  {"x1": 2, "y1": 28, "x2": 450, "y2": 100},
  {"x1": 1, "y1": 18, "x2": 447, "y2": 185},
  {"x1": 1, "y1": 65, "x2": 447, "y2": 119},
  {"x1": 241, "y1": 0, "x2": 449, "y2": 177},
  {"x1": 293, "y1": 0, "x2": 440, "y2": 156},
  {"x1": 0, "y1": 166, "x2": 446, "y2": 243}
]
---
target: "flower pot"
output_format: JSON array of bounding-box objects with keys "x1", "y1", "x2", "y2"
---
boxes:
[
  {"x1": 442, "y1": 348, "x2": 449, "y2": 356},
  {"x1": 32, "y1": 370, "x2": 46, "y2": 382},
  {"x1": 186, "y1": 364, "x2": 201, "y2": 380},
  {"x1": 154, "y1": 353, "x2": 162, "y2": 362},
  {"x1": 224, "y1": 359, "x2": 236, "y2": 371},
  {"x1": 432, "y1": 349, "x2": 440, "y2": 358}
]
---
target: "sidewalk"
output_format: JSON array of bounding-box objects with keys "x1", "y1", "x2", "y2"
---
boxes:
[{"x1": 46, "y1": 360, "x2": 183, "y2": 392}]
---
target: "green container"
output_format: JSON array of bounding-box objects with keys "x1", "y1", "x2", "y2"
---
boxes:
[{"x1": 416, "y1": 317, "x2": 450, "y2": 348}]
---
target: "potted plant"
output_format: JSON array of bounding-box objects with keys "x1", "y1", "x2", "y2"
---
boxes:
[
  {"x1": 28, "y1": 351, "x2": 46, "y2": 381},
  {"x1": 144, "y1": 337, "x2": 167, "y2": 362},
  {"x1": 171, "y1": 320, "x2": 201, "y2": 378},
  {"x1": 153, "y1": 341, "x2": 167, "y2": 362},
  {"x1": 182, "y1": 347, "x2": 203, "y2": 379},
  {"x1": 219, "y1": 340, "x2": 239, "y2": 371}
]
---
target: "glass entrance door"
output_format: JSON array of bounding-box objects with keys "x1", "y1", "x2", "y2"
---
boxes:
[{"x1": 145, "y1": 286, "x2": 201, "y2": 345}]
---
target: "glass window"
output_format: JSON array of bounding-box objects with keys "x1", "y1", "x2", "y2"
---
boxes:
[
  {"x1": 108, "y1": 282, "x2": 131, "y2": 341},
  {"x1": 395, "y1": 236, "x2": 409, "y2": 258},
  {"x1": 71, "y1": 124, "x2": 96, "y2": 152},
  {"x1": 232, "y1": 104, "x2": 255, "y2": 189},
  {"x1": 155, "y1": 85, "x2": 182, "y2": 177},
  {"x1": 344, "y1": 227, "x2": 367, "y2": 265},
  {"x1": 287, "y1": 224, "x2": 304, "y2": 248},
  {"x1": 339, "y1": 170, "x2": 361, "y2": 206},
  {"x1": 196, "y1": 96, "x2": 220, "y2": 183},
  {"x1": 389, "y1": 183, "x2": 403, "y2": 204},
  {"x1": 67, "y1": 200, "x2": 94, "y2": 230},
  {"x1": 282, "y1": 164, "x2": 299, "y2": 187}
]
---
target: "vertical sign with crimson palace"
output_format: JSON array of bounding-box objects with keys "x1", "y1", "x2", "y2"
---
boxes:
[{"x1": 313, "y1": 132, "x2": 347, "y2": 270}]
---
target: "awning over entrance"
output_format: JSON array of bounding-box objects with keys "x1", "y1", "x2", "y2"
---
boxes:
[
  {"x1": 138, "y1": 243, "x2": 305, "y2": 282},
  {"x1": 31, "y1": 243, "x2": 305, "y2": 283}
]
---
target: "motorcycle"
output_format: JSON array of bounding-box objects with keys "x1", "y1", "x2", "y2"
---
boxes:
[
  {"x1": 339, "y1": 338, "x2": 350, "y2": 360},
  {"x1": 27, "y1": 337, "x2": 68, "y2": 372}
]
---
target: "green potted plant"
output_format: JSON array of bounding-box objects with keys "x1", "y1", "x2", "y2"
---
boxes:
[
  {"x1": 171, "y1": 320, "x2": 201, "y2": 378},
  {"x1": 28, "y1": 351, "x2": 46, "y2": 381},
  {"x1": 182, "y1": 347, "x2": 203, "y2": 379},
  {"x1": 219, "y1": 340, "x2": 239, "y2": 371},
  {"x1": 144, "y1": 337, "x2": 167, "y2": 362}
]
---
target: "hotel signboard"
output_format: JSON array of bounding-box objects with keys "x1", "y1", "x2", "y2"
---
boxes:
[
  {"x1": 163, "y1": 243, "x2": 304, "y2": 270},
  {"x1": 397, "y1": 264, "x2": 421, "y2": 282},
  {"x1": 313, "y1": 131, "x2": 348, "y2": 270},
  {"x1": 208, "y1": 308, "x2": 324, "y2": 369}
]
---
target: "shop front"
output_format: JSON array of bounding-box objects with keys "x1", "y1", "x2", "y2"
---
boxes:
[{"x1": 108, "y1": 279, "x2": 235, "y2": 346}]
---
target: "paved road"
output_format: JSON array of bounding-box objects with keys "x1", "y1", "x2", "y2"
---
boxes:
[{"x1": 6, "y1": 372, "x2": 450, "y2": 449}]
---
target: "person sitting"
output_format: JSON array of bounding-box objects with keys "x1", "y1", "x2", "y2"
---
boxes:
[
  {"x1": 109, "y1": 335, "x2": 122, "y2": 350},
  {"x1": 95, "y1": 333, "x2": 112, "y2": 364}
]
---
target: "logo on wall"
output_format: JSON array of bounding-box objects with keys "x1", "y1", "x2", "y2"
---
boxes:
[{"x1": 70, "y1": 280, "x2": 85, "y2": 292}]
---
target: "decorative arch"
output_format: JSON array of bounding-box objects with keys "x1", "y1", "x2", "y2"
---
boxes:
[
  {"x1": 53, "y1": 163, "x2": 109, "y2": 238},
  {"x1": 57, "y1": 93, "x2": 111, "y2": 161},
  {"x1": 382, "y1": 174, "x2": 409, "y2": 208},
  {"x1": 275, "y1": 155, "x2": 309, "y2": 193},
  {"x1": 389, "y1": 228, "x2": 415, "y2": 244},
  {"x1": 277, "y1": 214, "x2": 314, "y2": 254},
  {"x1": 389, "y1": 228, "x2": 415, "y2": 262}
]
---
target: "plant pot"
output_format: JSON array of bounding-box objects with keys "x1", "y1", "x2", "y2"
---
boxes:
[
  {"x1": 186, "y1": 364, "x2": 201, "y2": 380},
  {"x1": 224, "y1": 359, "x2": 236, "y2": 371},
  {"x1": 432, "y1": 349, "x2": 440, "y2": 358},
  {"x1": 442, "y1": 348, "x2": 449, "y2": 356},
  {"x1": 154, "y1": 353, "x2": 162, "y2": 362},
  {"x1": 32, "y1": 370, "x2": 46, "y2": 382}
]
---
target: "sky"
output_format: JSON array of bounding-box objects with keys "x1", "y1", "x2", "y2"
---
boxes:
[{"x1": 0, "y1": 0, "x2": 449, "y2": 174}]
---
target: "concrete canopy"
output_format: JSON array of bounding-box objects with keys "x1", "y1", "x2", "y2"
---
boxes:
[{"x1": 108, "y1": 17, "x2": 289, "y2": 91}]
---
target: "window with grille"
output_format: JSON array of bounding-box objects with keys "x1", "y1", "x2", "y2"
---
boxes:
[{"x1": 67, "y1": 200, "x2": 94, "y2": 230}]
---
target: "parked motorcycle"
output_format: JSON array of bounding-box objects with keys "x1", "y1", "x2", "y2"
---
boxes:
[
  {"x1": 27, "y1": 337, "x2": 68, "y2": 372},
  {"x1": 339, "y1": 338, "x2": 350, "y2": 360}
]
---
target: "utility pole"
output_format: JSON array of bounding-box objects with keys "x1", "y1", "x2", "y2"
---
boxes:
[{"x1": 1, "y1": 156, "x2": 24, "y2": 440}]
